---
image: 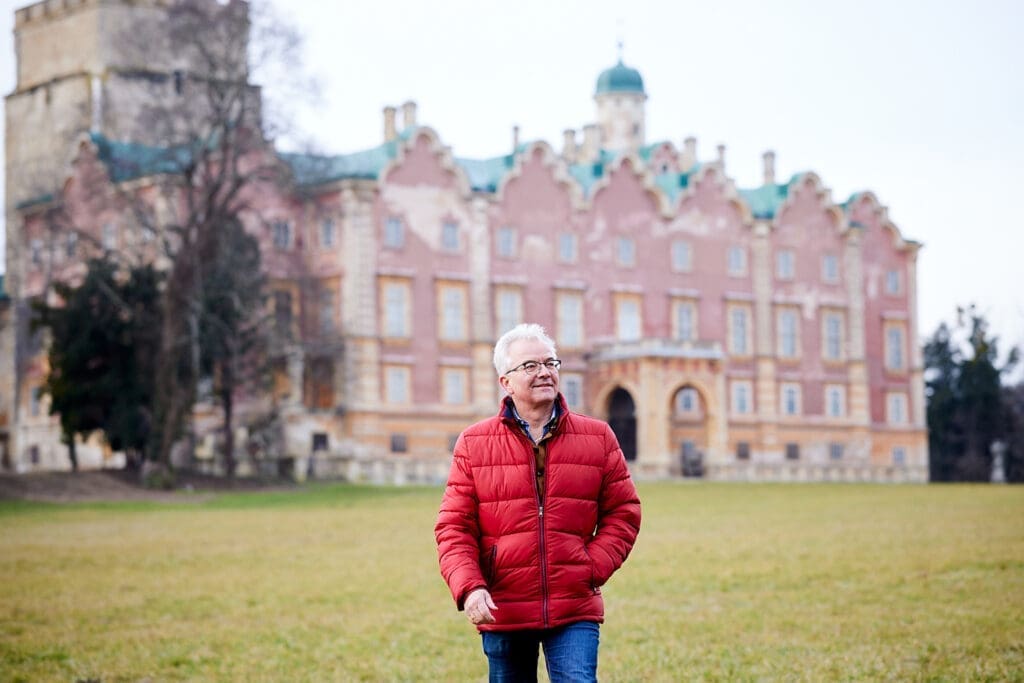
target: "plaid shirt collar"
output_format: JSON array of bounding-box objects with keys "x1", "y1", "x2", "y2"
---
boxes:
[{"x1": 501, "y1": 396, "x2": 562, "y2": 444}]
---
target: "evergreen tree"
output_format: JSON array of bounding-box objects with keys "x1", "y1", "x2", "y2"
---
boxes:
[
  {"x1": 925, "y1": 306, "x2": 1019, "y2": 481},
  {"x1": 34, "y1": 258, "x2": 162, "y2": 470}
]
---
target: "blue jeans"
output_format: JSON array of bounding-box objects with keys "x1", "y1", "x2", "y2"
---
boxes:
[{"x1": 481, "y1": 621, "x2": 600, "y2": 682}]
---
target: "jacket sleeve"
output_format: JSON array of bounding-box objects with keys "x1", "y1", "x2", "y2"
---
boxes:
[
  {"x1": 434, "y1": 432, "x2": 486, "y2": 610},
  {"x1": 586, "y1": 423, "x2": 642, "y2": 586}
]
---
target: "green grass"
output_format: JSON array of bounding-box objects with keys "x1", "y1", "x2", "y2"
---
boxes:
[{"x1": 1, "y1": 483, "x2": 1022, "y2": 681}]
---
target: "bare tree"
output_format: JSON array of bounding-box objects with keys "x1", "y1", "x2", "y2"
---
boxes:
[{"x1": 122, "y1": 0, "x2": 312, "y2": 479}]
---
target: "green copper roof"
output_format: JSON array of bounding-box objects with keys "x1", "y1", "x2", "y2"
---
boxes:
[
  {"x1": 75, "y1": 132, "x2": 806, "y2": 223},
  {"x1": 595, "y1": 60, "x2": 645, "y2": 95},
  {"x1": 90, "y1": 133, "x2": 192, "y2": 183},
  {"x1": 737, "y1": 174, "x2": 802, "y2": 220}
]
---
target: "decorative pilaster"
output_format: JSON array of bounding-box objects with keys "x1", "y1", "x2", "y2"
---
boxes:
[{"x1": 751, "y1": 220, "x2": 778, "y2": 458}]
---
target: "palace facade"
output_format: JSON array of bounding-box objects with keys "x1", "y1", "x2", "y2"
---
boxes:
[{"x1": 2, "y1": 0, "x2": 927, "y2": 480}]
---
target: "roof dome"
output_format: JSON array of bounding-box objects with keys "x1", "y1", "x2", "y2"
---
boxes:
[{"x1": 595, "y1": 60, "x2": 645, "y2": 96}]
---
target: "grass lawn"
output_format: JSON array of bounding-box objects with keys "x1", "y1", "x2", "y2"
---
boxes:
[{"x1": 1, "y1": 482, "x2": 1022, "y2": 682}]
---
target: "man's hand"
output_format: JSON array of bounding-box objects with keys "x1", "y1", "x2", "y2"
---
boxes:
[{"x1": 464, "y1": 588, "x2": 498, "y2": 625}]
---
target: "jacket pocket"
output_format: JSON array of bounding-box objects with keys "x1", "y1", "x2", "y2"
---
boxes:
[
  {"x1": 483, "y1": 544, "x2": 498, "y2": 584},
  {"x1": 581, "y1": 543, "x2": 601, "y2": 595}
]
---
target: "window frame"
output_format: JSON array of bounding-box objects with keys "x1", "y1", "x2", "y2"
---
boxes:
[
  {"x1": 556, "y1": 291, "x2": 585, "y2": 349},
  {"x1": 384, "y1": 365, "x2": 411, "y2": 405},
  {"x1": 776, "y1": 249, "x2": 795, "y2": 280},
  {"x1": 437, "y1": 281, "x2": 469, "y2": 342},
  {"x1": 727, "y1": 245, "x2": 748, "y2": 276},
  {"x1": 727, "y1": 304, "x2": 752, "y2": 357},
  {"x1": 380, "y1": 278, "x2": 412, "y2": 339},
  {"x1": 384, "y1": 216, "x2": 405, "y2": 249},
  {"x1": 671, "y1": 240, "x2": 692, "y2": 273}
]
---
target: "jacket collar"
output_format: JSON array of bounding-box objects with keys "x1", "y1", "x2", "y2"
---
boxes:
[{"x1": 499, "y1": 394, "x2": 567, "y2": 442}]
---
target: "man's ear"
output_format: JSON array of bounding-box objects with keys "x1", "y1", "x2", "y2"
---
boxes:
[{"x1": 498, "y1": 374, "x2": 512, "y2": 394}]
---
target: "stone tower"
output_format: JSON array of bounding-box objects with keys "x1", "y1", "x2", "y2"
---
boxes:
[
  {"x1": 2, "y1": 0, "x2": 250, "y2": 471},
  {"x1": 593, "y1": 58, "x2": 647, "y2": 154}
]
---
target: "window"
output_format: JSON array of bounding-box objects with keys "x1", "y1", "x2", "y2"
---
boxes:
[
  {"x1": 274, "y1": 290, "x2": 293, "y2": 338},
  {"x1": 671, "y1": 240, "x2": 692, "y2": 272},
  {"x1": 822, "y1": 254, "x2": 839, "y2": 283},
  {"x1": 780, "y1": 382, "x2": 801, "y2": 416},
  {"x1": 727, "y1": 246, "x2": 747, "y2": 276},
  {"x1": 438, "y1": 284, "x2": 467, "y2": 341},
  {"x1": 442, "y1": 368, "x2": 468, "y2": 405},
  {"x1": 496, "y1": 226, "x2": 516, "y2": 258},
  {"x1": 558, "y1": 233, "x2": 578, "y2": 263},
  {"x1": 731, "y1": 380, "x2": 753, "y2": 415},
  {"x1": 617, "y1": 237, "x2": 636, "y2": 267},
  {"x1": 885, "y1": 324, "x2": 906, "y2": 371},
  {"x1": 65, "y1": 232, "x2": 78, "y2": 258},
  {"x1": 729, "y1": 305, "x2": 751, "y2": 356},
  {"x1": 382, "y1": 280, "x2": 411, "y2": 338},
  {"x1": 887, "y1": 392, "x2": 908, "y2": 424},
  {"x1": 886, "y1": 269, "x2": 902, "y2": 295},
  {"x1": 306, "y1": 358, "x2": 334, "y2": 410},
  {"x1": 825, "y1": 384, "x2": 846, "y2": 418},
  {"x1": 823, "y1": 312, "x2": 844, "y2": 361},
  {"x1": 616, "y1": 297, "x2": 641, "y2": 342},
  {"x1": 390, "y1": 433, "x2": 408, "y2": 453},
  {"x1": 777, "y1": 308, "x2": 799, "y2": 359},
  {"x1": 384, "y1": 365, "x2": 410, "y2": 404},
  {"x1": 829, "y1": 442, "x2": 844, "y2": 460},
  {"x1": 675, "y1": 387, "x2": 699, "y2": 416},
  {"x1": 557, "y1": 292, "x2": 584, "y2": 348},
  {"x1": 736, "y1": 441, "x2": 751, "y2": 460},
  {"x1": 785, "y1": 443, "x2": 800, "y2": 460},
  {"x1": 312, "y1": 433, "x2": 329, "y2": 452},
  {"x1": 673, "y1": 300, "x2": 697, "y2": 342},
  {"x1": 320, "y1": 219, "x2": 335, "y2": 248},
  {"x1": 30, "y1": 239, "x2": 43, "y2": 266},
  {"x1": 271, "y1": 220, "x2": 291, "y2": 249},
  {"x1": 562, "y1": 374, "x2": 583, "y2": 409},
  {"x1": 102, "y1": 222, "x2": 117, "y2": 250},
  {"x1": 319, "y1": 287, "x2": 336, "y2": 335},
  {"x1": 892, "y1": 446, "x2": 907, "y2": 465},
  {"x1": 776, "y1": 249, "x2": 795, "y2": 280},
  {"x1": 384, "y1": 217, "x2": 405, "y2": 249},
  {"x1": 495, "y1": 288, "x2": 523, "y2": 336},
  {"x1": 441, "y1": 221, "x2": 460, "y2": 251}
]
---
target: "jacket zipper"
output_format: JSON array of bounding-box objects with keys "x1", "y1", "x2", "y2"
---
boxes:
[{"x1": 534, "y1": 442, "x2": 550, "y2": 628}]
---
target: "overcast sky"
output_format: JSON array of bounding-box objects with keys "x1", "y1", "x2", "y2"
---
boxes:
[{"x1": 2, "y1": 0, "x2": 1022, "y2": 368}]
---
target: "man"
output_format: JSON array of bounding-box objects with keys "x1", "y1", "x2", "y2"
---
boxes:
[{"x1": 435, "y1": 323, "x2": 641, "y2": 682}]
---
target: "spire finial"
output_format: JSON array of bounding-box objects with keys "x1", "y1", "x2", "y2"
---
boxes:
[{"x1": 616, "y1": 19, "x2": 624, "y2": 62}]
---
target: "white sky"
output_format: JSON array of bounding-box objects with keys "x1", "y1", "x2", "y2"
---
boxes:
[{"x1": 2, "y1": 0, "x2": 1022, "y2": 368}]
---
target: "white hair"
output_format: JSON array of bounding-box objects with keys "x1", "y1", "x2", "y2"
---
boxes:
[{"x1": 493, "y1": 323, "x2": 557, "y2": 376}]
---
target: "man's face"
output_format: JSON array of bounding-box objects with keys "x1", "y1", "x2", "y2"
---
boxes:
[{"x1": 499, "y1": 338, "x2": 559, "y2": 409}]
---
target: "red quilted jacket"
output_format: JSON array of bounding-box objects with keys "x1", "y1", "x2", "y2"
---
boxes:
[{"x1": 435, "y1": 395, "x2": 641, "y2": 631}]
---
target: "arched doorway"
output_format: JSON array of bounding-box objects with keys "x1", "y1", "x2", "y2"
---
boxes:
[
  {"x1": 670, "y1": 385, "x2": 707, "y2": 477},
  {"x1": 607, "y1": 387, "x2": 637, "y2": 462}
]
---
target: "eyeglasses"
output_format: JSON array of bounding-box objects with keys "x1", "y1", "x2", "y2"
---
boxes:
[{"x1": 505, "y1": 359, "x2": 562, "y2": 376}]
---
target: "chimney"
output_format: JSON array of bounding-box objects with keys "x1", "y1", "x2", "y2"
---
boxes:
[
  {"x1": 716, "y1": 144, "x2": 726, "y2": 170},
  {"x1": 763, "y1": 150, "x2": 776, "y2": 185},
  {"x1": 682, "y1": 136, "x2": 697, "y2": 171},
  {"x1": 582, "y1": 124, "x2": 600, "y2": 163},
  {"x1": 512, "y1": 125, "x2": 520, "y2": 152},
  {"x1": 383, "y1": 106, "x2": 397, "y2": 142},
  {"x1": 401, "y1": 100, "x2": 417, "y2": 130},
  {"x1": 562, "y1": 129, "x2": 577, "y2": 163}
]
